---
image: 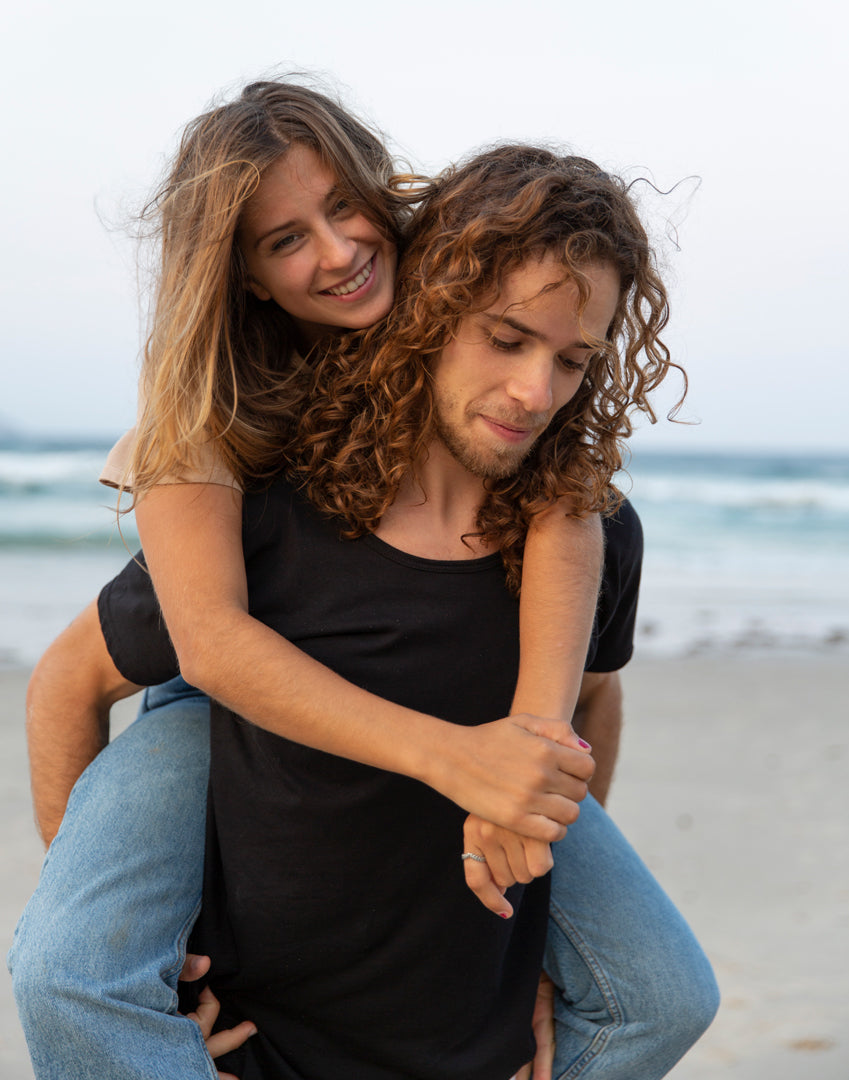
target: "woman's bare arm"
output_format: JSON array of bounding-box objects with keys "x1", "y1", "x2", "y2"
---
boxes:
[
  {"x1": 134, "y1": 482, "x2": 593, "y2": 842},
  {"x1": 461, "y1": 506, "x2": 604, "y2": 915},
  {"x1": 512, "y1": 505, "x2": 604, "y2": 721}
]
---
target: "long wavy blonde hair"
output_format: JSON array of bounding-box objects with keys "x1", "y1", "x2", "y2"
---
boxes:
[
  {"x1": 287, "y1": 145, "x2": 684, "y2": 592},
  {"x1": 127, "y1": 78, "x2": 413, "y2": 499}
]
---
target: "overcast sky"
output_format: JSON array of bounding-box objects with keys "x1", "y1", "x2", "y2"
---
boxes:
[{"x1": 2, "y1": 0, "x2": 846, "y2": 453}]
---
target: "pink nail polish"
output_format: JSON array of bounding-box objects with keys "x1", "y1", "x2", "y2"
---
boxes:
[
  {"x1": 578, "y1": 738, "x2": 591, "y2": 749},
  {"x1": 499, "y1": 912, "x2": 511, "y2": 919}
]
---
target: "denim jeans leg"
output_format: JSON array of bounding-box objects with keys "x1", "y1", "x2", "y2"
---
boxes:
[
  {"x1": 8, "y1": 678, "x2": 219, "y2": 1080},
  {"x1": 545, "y1": 795, "x2": 720, "y2": 1079}
]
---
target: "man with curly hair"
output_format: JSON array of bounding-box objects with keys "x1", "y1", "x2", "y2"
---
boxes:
[{"x1": 16, "y1": 146, "x2": 717, "y2": 1080}]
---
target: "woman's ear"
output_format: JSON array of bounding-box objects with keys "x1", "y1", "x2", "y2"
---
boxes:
[{"x1": 246, "y1": 278, "x2": 272, "y2": 302}]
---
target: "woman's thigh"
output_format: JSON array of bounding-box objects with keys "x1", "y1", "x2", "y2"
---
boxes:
[{"x1": 9, "y1": 679, "x2": 218, "y2": 1080}]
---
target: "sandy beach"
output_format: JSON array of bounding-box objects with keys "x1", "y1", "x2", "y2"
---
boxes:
[{"x1": 1, "y1": 653, "x2": 847, "y2": 1078}]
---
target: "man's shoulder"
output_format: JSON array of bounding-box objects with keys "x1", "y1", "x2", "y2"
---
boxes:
[
  {"x1": 602, "y1": 495, "x2": 643, "y2": 561},
  {"x1": 242, "y1": 470, "x2": 303, "y2": 525}
]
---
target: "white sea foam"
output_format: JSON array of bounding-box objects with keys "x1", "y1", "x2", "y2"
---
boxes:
[
  {"x1": 626, "y1": 453, "x2": 849, "y2": 657},
  {"x1": 0, "y1": 449, "x2": 110, "y2": 490},
  {"x1": 630, "y1": 474, "x2": 849, "y2": 514}
]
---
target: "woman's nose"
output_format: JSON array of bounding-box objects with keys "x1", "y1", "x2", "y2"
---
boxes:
[{"x1": 316, "y1": 224, "x2": 358, "y2": 271}]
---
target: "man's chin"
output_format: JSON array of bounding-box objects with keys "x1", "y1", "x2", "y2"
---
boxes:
[
  {"x1": 434, "y1": 421, "x2": 534, "y2": 480},
  {"x1": 467, "y1": 448, "x2": 531, "y2": 481}
]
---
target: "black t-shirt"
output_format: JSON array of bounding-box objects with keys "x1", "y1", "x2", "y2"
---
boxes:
[
  {"x1": 98, "y1": 496, "x2": 642, "y2": 688},
  {"x1": 97, "y1": 482, "x2": 643, "y2": 1080}
]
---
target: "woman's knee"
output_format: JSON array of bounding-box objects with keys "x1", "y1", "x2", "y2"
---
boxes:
[
  {"x1": 8, "y1": 897, "x2": 94, "y2": 1029},
  {"x1": 649, "y1": 935, "x2": 720, "y2": 1047},
  {"x1": 610, "y1": 921, "x2": 718, "y2": 1070}
]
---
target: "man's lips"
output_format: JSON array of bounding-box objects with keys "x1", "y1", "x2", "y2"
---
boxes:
[
  {"x1": 321, "y1": 255, "x2": 375, "y2": 297},
  {"x1": 479, "y1": 415, "x2": 541, "y2": 444}
]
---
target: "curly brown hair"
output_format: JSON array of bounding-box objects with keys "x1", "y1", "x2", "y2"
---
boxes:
[{"x1": 288, "y1": 144, "x2": 683, "y2": 592}]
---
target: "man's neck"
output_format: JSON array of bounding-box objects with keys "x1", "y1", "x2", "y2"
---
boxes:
[{"x1": 373, "y1": 440, "x2": 492, "y2": 561}]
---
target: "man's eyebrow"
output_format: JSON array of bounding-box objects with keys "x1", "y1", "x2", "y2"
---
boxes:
[{"x1": 481, "y1": 311, "x2": 596, "y2": 349}]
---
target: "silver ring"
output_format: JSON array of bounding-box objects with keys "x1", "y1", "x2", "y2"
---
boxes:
[{"x1": 461, "y1": 852, "x2": 487, "y2": 863}]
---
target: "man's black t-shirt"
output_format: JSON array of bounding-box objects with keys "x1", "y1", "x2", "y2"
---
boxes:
[
  {"x1": 98, "y1": 495, "x2": 642, "y2": 688},
  {"x1": 97, "y1": 481, "x2": 643, "y2": 1080}
]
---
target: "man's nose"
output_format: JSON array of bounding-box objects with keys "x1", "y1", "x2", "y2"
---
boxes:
[{"x1": 506, "y1": 355, "x2": 554, "y2": 415}]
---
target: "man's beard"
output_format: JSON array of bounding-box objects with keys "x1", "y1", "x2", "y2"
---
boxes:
[{"x1": 432, "y1": 400, "x2": 545, "y2": 480}]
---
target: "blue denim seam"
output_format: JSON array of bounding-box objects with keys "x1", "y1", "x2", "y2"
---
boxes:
[
  {"x1": 160, "y1": 893, "x2": 218, "y2": 1080},
  {"x1": 547, "y1": 900, "x2": 626, "y2": 1080},
  {"x1": 161, "y1": 894, "x2": 203, "y2": 985}
]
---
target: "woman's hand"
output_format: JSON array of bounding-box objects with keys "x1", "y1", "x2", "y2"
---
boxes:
[
  {"x1": 458, "y1": 724, "x2": 591, "y2": 915},
  {"x1": 434, "y1": 716, "x2": 595, "y2": 844},
  {"x1": 461, "y1": 815, "x2": 555, "y2": 918},
  {"x1": 180, "y1": 954, "x2": 256, "y2": 1078}
]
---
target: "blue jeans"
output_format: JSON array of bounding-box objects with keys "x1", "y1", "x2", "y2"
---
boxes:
[
  {"x1": 545, "y1": 797, "x2": 719, "y2": 1078},
  {"x1": 8, "y1": 679, "x2": 218, "y2": 1080},
  {"x1": 9, "y1": 681, "x2": 717, "y2": 1079}
]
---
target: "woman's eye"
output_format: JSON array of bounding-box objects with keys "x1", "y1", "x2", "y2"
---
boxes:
[
  {"x1": 333, "y1": 198, "x2": 351, "y2": 216},
  {"x1": 271, "y1": 233, "x2": 300, "y2": 252}
]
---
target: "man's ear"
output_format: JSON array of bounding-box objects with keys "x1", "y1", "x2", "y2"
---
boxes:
[{"x1": 246, "y1": 278, "x2": 272, "y2": 302}]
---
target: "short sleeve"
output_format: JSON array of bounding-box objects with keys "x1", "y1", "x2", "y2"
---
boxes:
[
  {"x1": 99, "y1": 426, "x2": 241, "y2": 492},
  {"x1": 97, "y1": 554, "x2": 181, "y2": 686},
  {"x1": 586, "y1": 498, "x2": 644, "y2": 673}
]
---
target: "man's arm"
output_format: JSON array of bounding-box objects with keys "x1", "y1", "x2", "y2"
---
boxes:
[
  {"x1": 26, "y1": 600, "x2": 142, "y2": 847},
  {"x1": 571, "y1": 670, "x2": 623, "y2": 808}
]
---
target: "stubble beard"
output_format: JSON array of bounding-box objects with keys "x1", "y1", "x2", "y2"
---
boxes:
[{"x1": 433, "y1": 400, "x2": 543, "y2": 481}]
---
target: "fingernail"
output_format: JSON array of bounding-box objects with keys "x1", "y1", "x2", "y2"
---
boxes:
[
  {"x1": 499, "y1": 911, "x2": 511, "y2": 919},
  {"x1": 247, "y1": 1025, "x2": 258, "y2": 1037},
  {"x1": 578, "y1": 738, "x2": 591, "y2": 749}
]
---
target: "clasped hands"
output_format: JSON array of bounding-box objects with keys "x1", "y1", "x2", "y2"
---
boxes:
[{"x1": 452, "y1": 713, "x2": 595, "y2": 918}]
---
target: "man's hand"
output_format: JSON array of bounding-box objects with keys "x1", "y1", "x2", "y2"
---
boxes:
[
  {"x1": 432, "y1": 716, "x2": 595, "y2": 844},
  {"x1": 180, "y1": 954, "x2": 256, "y2": 1078},
  {"x1": 516, "y1": 972, "x2": 556, "y2": 1080}
]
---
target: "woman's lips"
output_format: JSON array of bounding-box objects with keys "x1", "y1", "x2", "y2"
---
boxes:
[{"x1": 322, "y1": 255, "x2": 375, "y2": 298}]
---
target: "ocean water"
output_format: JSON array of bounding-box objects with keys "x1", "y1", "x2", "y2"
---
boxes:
[
  {"x1": 1, "y1": 437, "x2": 847, "y2": 669},
  {"x1": 0, "y1": 438, "x2": 140, "y2": 669},
  {"x1": 616, "y1": 450, "x2": 849, "y2": 659}
]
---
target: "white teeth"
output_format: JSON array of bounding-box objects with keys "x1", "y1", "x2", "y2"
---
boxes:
[{"x1": 326, "y1": 257, "x2": 373, "y2": 296}]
